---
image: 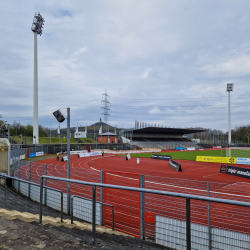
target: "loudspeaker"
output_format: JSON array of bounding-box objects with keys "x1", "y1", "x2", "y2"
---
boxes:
[{"x1": 53, "y1": 110, "x2": 65, "y2": 123}]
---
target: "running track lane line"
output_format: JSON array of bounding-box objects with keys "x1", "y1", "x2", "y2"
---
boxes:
[{"x1": 18, "y1": 155, "x2": 250, "y2": 200}]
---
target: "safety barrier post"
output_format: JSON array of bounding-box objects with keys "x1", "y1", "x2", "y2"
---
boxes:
[
  {"x1": 60, "y1": 191, "x2": 63, "y2": 222},
  {"x1": 92, "y1": 185, "x2": 96, "y2": 244},
  {"x1": 18, "y1": 161, "x2": 20, "y2": 192},
  {"x1": 39, "y1": 177, "x2": 44, "y2": 223},
  {"x1": 140, "y1": 174, "x2": 145, "y2": 240},
  {"x1": 4, "y1": 176, "x2": 6, "y2": 196},
  {"x1": 112, "y1": 206, "x2": 114, "y2": 231},
  {"x1": 28, "y1": 162, "x2": 31, "y2": 198},
  {"x1": 44, "y1": 164, "x2": 47, "y2": 205},
  {"x1": 71, "y1": 196, "x2": 74, "y2": 224},
  {"x1": 186, "y1": 198, "x2": 191, "y2": 250},
  {"x1": 100, "y1": 170, "x2": 104, "y2": 226},
  {"x1": 207, "y1": 182, "x2": 211, "y2": 250}
]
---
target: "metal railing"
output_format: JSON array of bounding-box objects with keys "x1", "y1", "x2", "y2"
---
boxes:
[
  {"x1": 39, "y1": 175, "x2": 250, "y2": 248},
  {"x1": 0, "y1": 174, "x2": 63, "y2": 222},
  {"x1": 71, "y1": 195, "x2": 114, "y2": 230}
]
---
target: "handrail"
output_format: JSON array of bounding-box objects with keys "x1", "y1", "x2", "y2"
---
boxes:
[
  {"x1": 39, "y1": 175, "x2": 250, "y2": 248},
  {"x1": 71, "y1": 195, "x2": 114, "y2": 231},
  {"x1": 40, "y1": 175, "x2": 250, "y2": 207},
  {"x1": 0, "y1": 174, "x2": 63, "y2": 222}
]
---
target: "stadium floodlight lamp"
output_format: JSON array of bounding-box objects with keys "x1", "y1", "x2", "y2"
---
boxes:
[
  {"x1": 227, "y1": 83, "x2": 233, "y2": 92},
  {"x1": 31, "y1": 12, "x2": 45, "y2": 36},
  {"x1": 53, "y1": 110, "x2": 66, "y2": 123}
]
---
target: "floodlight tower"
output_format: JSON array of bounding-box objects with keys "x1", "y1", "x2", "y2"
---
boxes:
[
  {"x1": 31, "y1": 12, "x2": 45, "y2": 144},
  {"x1": 227, "y1": 83, "x2": 234, "y2": 145}
]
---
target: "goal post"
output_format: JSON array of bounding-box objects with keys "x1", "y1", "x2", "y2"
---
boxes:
[{"x1": 226, "y1": 147, "x2": 250, "y2": 158}]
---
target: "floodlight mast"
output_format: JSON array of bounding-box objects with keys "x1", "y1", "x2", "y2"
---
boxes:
[
  {"x1": 31, "y1": 12, "x2": 45, "y2": 145},
  {"x1": 227, "y1": 83, "x2": 233, "y2": 146}
]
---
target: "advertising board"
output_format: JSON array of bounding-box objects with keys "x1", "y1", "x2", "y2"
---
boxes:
[
  {"x1": 36, "y1": 151, "x2": 44, "y2": 156},
  {"x1": 220, "y1": 164, "x2": 250, "y2": 179},
  {"x1": 236, "y1": 158, "x2": 250, "y2": 165},
  {"x1": 90, "y1": 151, "x2": 102, "y2": 156},
  {"x1": 196, "y1": 156, "x2": 237, "y2": 164},
  {"x1": 30, "y1": 152, "x2": 36, "y2": 158},
  {"x1": 70, "y1": 150, "x2": 88, "y2": 155},
  {"x1": 169, "y1": 159, "x2": 182, "y2": 172},
  {"x1": 126, "y1": 154, "x2": 131, "y2": 160},
  {"x1": 176, "y1": 147, "x2": 185, "y2": 150},
  {"x1": 61, "y1": 156, "x2": 68, "y2": 161},
  {"x1": 78, "y1": 153, "x2": 91, "y2": 158},
  {"x1": 151, "y1": 154, "x2": 172, "y2": 161}
]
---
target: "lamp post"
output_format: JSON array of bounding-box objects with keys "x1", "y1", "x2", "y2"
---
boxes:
[
  {"x1": 53, "y1": 108, "x2": 71, "y2": 214},
  {"x1": 227, "y1": 83, "x2": 233, "y2": 146},
  {"x1": 31, "y1": 12, "x2": 45, "y2": 145}
]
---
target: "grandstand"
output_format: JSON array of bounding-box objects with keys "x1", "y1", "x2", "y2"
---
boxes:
[{"x1": 122, "y1": 127, "x2": 205, "y2": 150}]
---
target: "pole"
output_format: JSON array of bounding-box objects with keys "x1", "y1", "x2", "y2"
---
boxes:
[
  {"x1": 67, "y1": 107, "x2": 71, "y2": 215},
  {"x1": 28, "y1": 162, "x2": 31, "y2": 198},
  {"x1": 50, "y1": 121, "x2": 51, "y2": 144},
  {"x1": 207, "y1": 182, "x2": 211, "y2": 250},
  {"x1": 140, "y1": 174, "x2": 145, "y2": 240},
  {"x1": 100, "y1": 170, "x2": 104, "y2": 226},
  {"x1": 20, "y1": 134, "x2": 22, "y2": 157},
  {"x1": 228, "y1": 91, "x2": 231, "y2": 145},
  {"x1": 33, "y1": 31, "x2": 39, "y2": 144},
  {"x1": 8, "y1": 124, "x2": 10, "y2": 142},
  {"x1": 186, "y1": 198, "x2": 191, "y2": 250},
  {"x1": 92, "y1": 185, "x2": 96, "y2": 244},
  {"x1": 44, "y1": 164, "x2": 47, "y2": 206}
]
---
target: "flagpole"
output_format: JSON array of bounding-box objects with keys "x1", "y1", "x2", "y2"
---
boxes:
[{"x1": 86, "y1": 123, "x2": 87, "y2": 143}]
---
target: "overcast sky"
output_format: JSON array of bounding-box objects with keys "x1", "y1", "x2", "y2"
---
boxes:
[{"x1": 1, "y1": 0, "x2": 250, "y2": 132}]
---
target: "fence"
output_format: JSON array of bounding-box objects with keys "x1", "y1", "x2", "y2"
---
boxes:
[
  {"x1": 30, "y1": 175, "x2": 250, "y2": 248},
  {"x1": 3, "y1": 160, "x2": 250, "y2": 249}
]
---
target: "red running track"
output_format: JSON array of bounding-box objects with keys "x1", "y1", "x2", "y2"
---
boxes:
[{"x1": 16, "y1": 154, "x2": 250, "y2": 238}]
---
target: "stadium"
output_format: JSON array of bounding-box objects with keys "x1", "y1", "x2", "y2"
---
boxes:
[
  {"x1": 1, "y1": 130, "x2": 250, "y2": 250},
  {"x1": 2, "y1": 3, "x2": 250, "y2": 250},
  {"x1": 121, "y1": 126, "x2": 205, "y2": 150}
]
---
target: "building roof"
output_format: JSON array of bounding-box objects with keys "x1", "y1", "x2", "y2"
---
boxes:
[{"x1": 99, "y1": 132, "x2": 118, "y2": 136}]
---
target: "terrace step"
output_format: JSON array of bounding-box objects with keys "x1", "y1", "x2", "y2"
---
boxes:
[
  {"x1": 0, "y1": 207, "x2": 127, "y2": 235},
  {"x1": 0, "y1": 185, "x2": 170, "y2": 250}
]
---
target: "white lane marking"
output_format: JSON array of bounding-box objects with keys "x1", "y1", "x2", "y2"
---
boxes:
[
  {"x1": 19, "y1": 156, "x2": 250, "y2": 200},
  {"x1": 88, "y1": 168, "x2": 250, "y2": 199}
]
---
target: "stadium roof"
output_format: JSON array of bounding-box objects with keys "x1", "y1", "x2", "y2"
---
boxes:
[{"x1": 132, "y1": 127, "x2": 205, "y2": 135}]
